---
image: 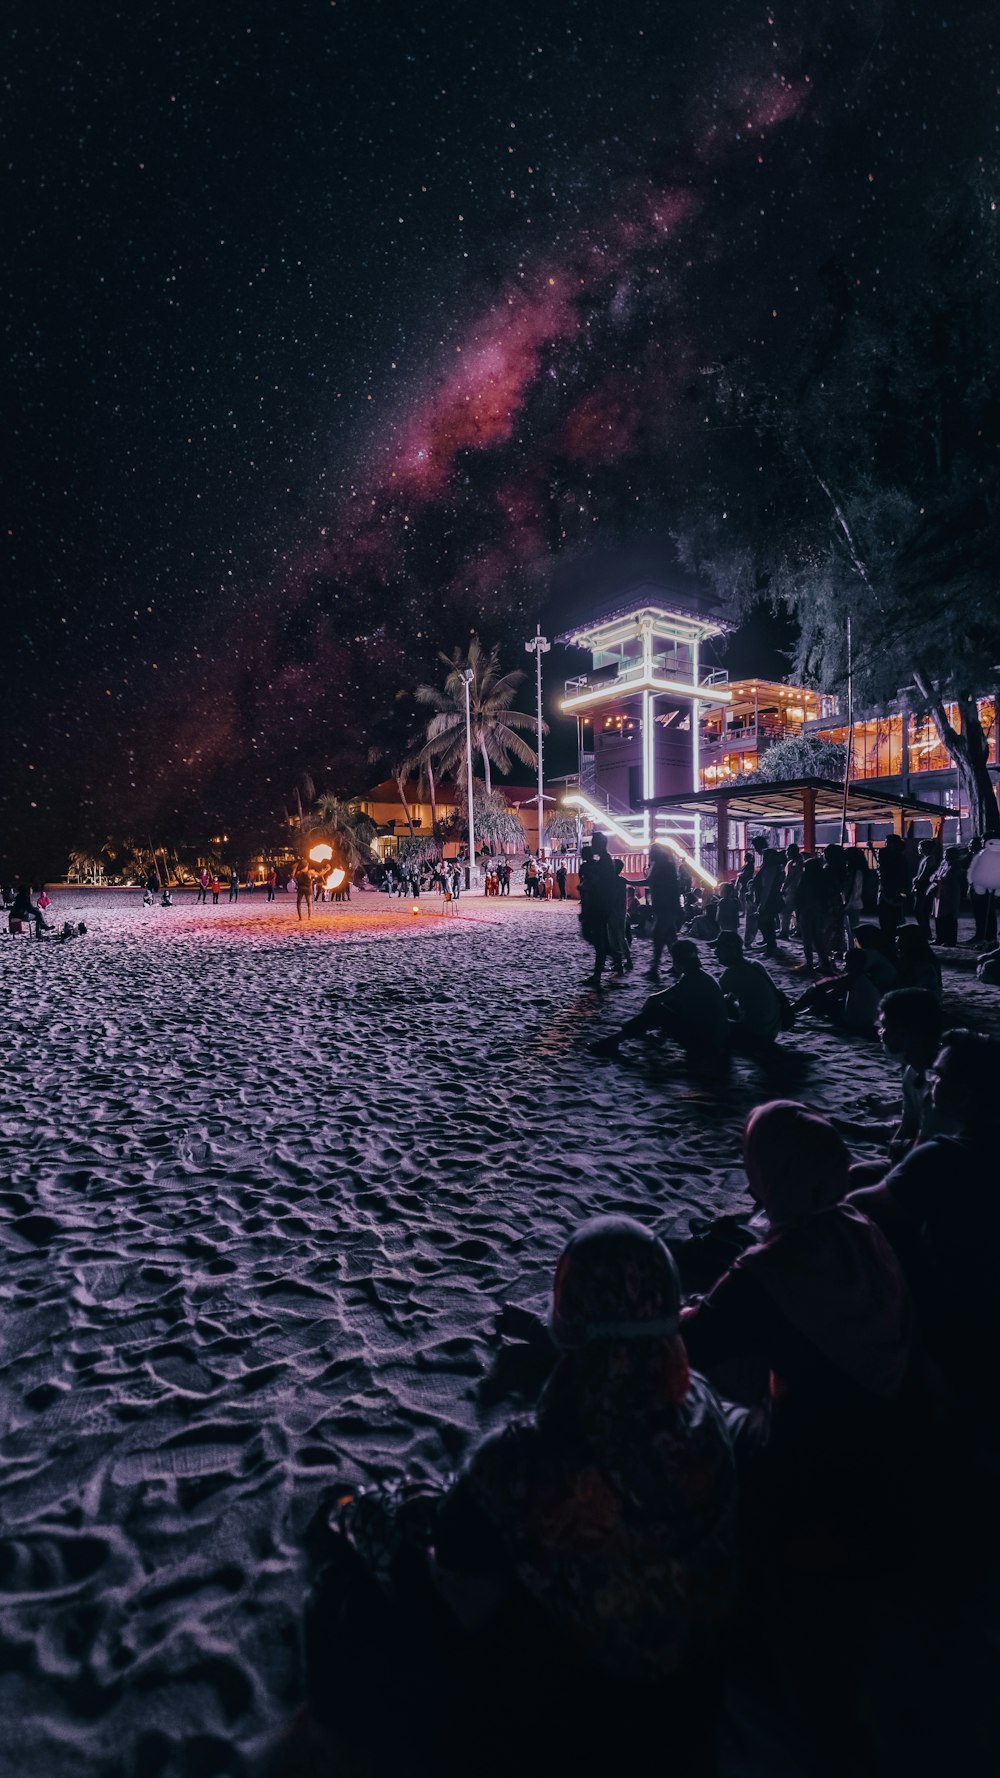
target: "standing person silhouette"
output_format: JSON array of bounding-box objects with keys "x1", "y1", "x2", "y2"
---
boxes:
[
  {"x1": 294, "y1": 861, "x2": 313, "y2": 921},
  {"x1": 877, "y1": 834, "x2": 911, "y2": 939},
  {"x1": 628, "y1": 843, "x2": 681, "y2": 981},
  {"x1": 580, "y1": 832, "x2": 618, "y2": 987}
]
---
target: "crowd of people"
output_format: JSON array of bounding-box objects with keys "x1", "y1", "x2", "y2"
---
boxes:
[{"x1": 270, "y1": 826, "x2": 998, "y2": 1775}]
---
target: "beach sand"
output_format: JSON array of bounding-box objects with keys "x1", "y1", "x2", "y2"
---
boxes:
[{"x1": 2, "y1": 889, "x2": 997, "y2": 1775}]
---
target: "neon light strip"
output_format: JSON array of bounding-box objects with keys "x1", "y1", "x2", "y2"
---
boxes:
[
  {"x1": 561, "y1": 793, "x2": 718, "y2": 888},
  {"x1": 561, "y1": 674, "x2": 733, "y2": 714}
]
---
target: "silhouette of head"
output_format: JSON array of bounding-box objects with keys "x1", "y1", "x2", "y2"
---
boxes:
[
  {"x1": 743, "y1": 1100, "x2": 849, "y2": 1228},
  {"x1": 878, "y1": 988, "x2": 943, "y2": 1062},
  {"x1": 671, "y1": 939, "x2": 701, "y2": 975},
  {"x1": 930, "y1": 1030, "x2": 1000, "y2": 1132},
  {"x1": 551, "y1": 1215, "x2": 682, "y2": 1351},
  {"x1": 714, "y1": 931, "x2": 744, "y2": 965}
]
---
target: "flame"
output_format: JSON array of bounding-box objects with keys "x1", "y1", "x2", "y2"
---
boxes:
[
  {"x1": 325, "y1": 868, "x2": 346, "y2": 890},
  {"x1": 309, "y1": 843, "x2": 334, "y2": 864}
]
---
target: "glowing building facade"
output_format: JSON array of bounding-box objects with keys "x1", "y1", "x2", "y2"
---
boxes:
[
  {"x1": 558, "y1": 590, "x2": 998, "y2": 871},
  {"x1": 557, "y1": 588, "x2": 732, "y2": 877}
]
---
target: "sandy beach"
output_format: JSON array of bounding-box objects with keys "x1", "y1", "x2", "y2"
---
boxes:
[{"x1": 2, "y1": 888, "x2": 997, "y2": 1776}]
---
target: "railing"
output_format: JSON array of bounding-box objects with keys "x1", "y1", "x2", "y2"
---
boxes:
[{"x1": 564, "y1": 664, "x2": 730, "y2": 696}]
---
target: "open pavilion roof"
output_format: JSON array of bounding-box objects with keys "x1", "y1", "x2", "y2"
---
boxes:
[{"x1": 643, "y1": 776, "x2": 948, "y2": 826}]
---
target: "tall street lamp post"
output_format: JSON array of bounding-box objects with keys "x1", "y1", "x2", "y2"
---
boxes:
[
  {"x1": 462, "y1": 667, "x2": 476, "y2": 888},
  {"x1": 525, "y1": 624, "x2": 550, "y2": 857}
]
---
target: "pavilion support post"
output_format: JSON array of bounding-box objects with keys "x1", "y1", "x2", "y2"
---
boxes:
[
  {"x1": 802, "y1": 785, "x2": 817, "y2": 855},
  {"x1": 717, "y1": 797, "x2": 730, "y2": 879}
]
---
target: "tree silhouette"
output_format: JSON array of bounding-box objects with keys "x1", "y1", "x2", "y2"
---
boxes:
[{"x1": 414, "y1": 635, "x2": 541, "y2": 796}]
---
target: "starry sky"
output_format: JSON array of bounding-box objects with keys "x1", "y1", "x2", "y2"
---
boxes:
[{"x1": 3, "y1": 1, "x2": 996, "y2": 870}]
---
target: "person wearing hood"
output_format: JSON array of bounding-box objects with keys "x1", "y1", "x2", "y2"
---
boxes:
[
  {"x1": 300, "y1": 1219, "x2": 737, "y2": 1777},
  {"x1": 682, "y1": 1100, "x2": 913, "y2": 1491}
]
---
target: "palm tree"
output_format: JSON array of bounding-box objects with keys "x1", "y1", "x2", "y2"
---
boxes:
[
  {"x1": 390, "y1": 764, "x2": 416, "y2": 837},
  {"x1": 414, "y1": 635, "x2": 542, "y2": 797},
  {"x1": 312, "y1": 794, "x2": 377, "y2": 870}
]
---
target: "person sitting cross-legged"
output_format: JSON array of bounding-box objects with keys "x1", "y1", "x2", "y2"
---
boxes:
[
  {"x1": 712, "y1": 930, "x2": 786, "y2": 1060},
  {"x1": 590, "y1": 938, "x2": 730, "y2": 1077}
]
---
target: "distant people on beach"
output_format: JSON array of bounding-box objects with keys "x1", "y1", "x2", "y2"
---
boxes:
[
  {"x1": 294, "y1": 862, "x2": 313, "y2": 921},
  {"x1": 779, "y1": 843, "x2": 803, "y2": 939},
  {"x1": 229, "y1": 868, "x2": 240, "y2": 903},
  {"x1": 267, "y1": 866, "x2": 278, "y2": 902},
  {"x1": 877, "y1": 833, "x2": 912, "y2": 938},
  {"x1": 9, "y1": 883, "x2": 50, "y2": 936},
  {"x1": 928, "y1": 846, "x2": 963, "y2": 945},
  {"x1": 578, "y1": 833, "x2": 621, "y2": 986},
  {"x1": 196, "y1": 868, "x2": 210, "y2": 903}
]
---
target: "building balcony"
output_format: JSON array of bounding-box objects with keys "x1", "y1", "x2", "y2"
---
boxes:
[{"x1": 563, "y1": 661, "x2": 729, "y2": 709}]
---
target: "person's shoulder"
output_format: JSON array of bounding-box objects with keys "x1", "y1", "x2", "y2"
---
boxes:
[{"x1": 884, "y1": 1134, "x2": 954, "y2": 1201}]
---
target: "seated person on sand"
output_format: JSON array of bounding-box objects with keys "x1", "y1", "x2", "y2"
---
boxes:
[
  {"x1": 851, "y1": 923, "x2": 899, "y2": 994},
  {"x1": 590, "y1": 938, "x2": 730, "y2": 1074},
  {"x1": 792, "y1": 947, "x2": 882, "y2": 1035},
  {"x1": 838, "y1": 989, "x2": 950, "y2": 1183},
  {"x1": 301, "y1": 1217, "x2": 738, "y2": 1774},
  {"x1": 682, "y1": 1101, "x2": 913, "y2": 1512},
  {"x1": 847, "y1": 1029, "x2": 1000, "y2": 1396},
  {"x1": 894, "y1": 924, "x2": 943, "y2": 1001},
  {"x1": 712, "y1": 931, "x2": 785, "y2": 1057},
  {"x1": 717, "y1": 880, "x2": 740, "y2": 934},
  {"x1": 687, "y1": 894, "x2": 720, "y2": 941},
  {"x1": 10, "y1": 882, "x2": 51, "y2": 935}
]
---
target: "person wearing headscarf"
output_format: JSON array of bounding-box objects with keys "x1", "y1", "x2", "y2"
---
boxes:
[
  {"x1": 683, "y1": 1101, "x2": 913, "y2": 1488},
  {"x1": 301, "y1": 1220, "x2": 737, "y2": 1777}
]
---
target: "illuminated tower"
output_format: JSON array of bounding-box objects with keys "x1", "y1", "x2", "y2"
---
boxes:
[{"x1": 558, "y1": 589, "x2": 731, "y2": 871}]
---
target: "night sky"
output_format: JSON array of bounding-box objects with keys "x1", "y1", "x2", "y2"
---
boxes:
[{"x1": 4, "y1": 1, "x2": 995, "y2": 872}]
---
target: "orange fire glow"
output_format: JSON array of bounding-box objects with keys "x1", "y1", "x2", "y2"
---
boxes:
[
  {"x1": 309, "y1": 843, "x2": 334, "y2": 864},
  {"x1": 325, "y1": 868, "x2": 346, "y2": 891}
]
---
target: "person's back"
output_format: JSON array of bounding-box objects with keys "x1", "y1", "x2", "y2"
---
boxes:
[
  {"x1": 648, "y1": 850, "x2": 680, "y2": 911},
  {"x1": 662, "y1": 959, "x2": 730, "y2": 1046},
  {"x1": 437, "y1": 1219, "x2": 737, "y2": 1681},
  {"x1": 718, "y1": 884, "x2": 740, "y2": 932},
  {"x1": 720, "y1": 954, "x2": 782, "y2": 1040},
  {"x1": 685, "y1": 1102, "x2": 913, "y2": 1484},
  {"x1": 851, "y1": 1031, "x2": 1000, "y2": 1378},
  {"x1": 842, "y1": 953, "x2": 882, "y2": 1033}
]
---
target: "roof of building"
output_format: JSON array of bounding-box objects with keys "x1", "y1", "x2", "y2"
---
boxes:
[
  {"x1": 361, "y1": 778, "x2": 539, "y2": 806},
  {"x1": 556, "y1": 581, "x2": 731, "y2": 650},
  {"x1": 644, "y1": 776, "x2": 949, "y2": 824}
]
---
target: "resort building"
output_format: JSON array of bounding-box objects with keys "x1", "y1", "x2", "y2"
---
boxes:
[
  {"x1": 558, "y1": 587, "x2": 999, "y2": 881},
  {"x1": 355, "y1": 778, "x2": 545, "y2": 858}
]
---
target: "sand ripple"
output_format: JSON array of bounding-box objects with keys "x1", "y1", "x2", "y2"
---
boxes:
[{"x1": 1, "y1": 889, "x2": 997, "y2": 1774}]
